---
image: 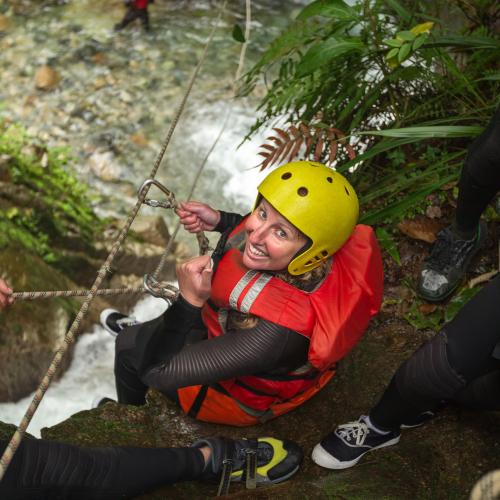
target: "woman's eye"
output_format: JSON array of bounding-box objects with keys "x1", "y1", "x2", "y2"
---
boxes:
[
  {"x1": 277, "y1": 229, "x2": 288, "y2": 239},
  {"x1": 258, "y1": 208, "x2": 266, "y2": 219}
]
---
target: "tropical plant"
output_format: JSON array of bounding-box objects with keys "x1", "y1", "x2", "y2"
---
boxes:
[
  {"x1": 243, "y1": 0, "x2": 499, "y2": 224},
  {"x1": 0, "y1": 121, "x2": 101, "y2": 263}
]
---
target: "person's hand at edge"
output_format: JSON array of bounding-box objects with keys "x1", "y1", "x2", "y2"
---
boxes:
[
  {"x1": 0, "y1": 279, "x2": 14, "y2": 310},
  {"x1": 176, "y1": 201, "x2": 221, "y2": 233}
]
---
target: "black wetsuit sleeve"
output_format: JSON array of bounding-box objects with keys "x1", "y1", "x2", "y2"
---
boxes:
[
  {"x1": 139, "y1": 316, "x2": 309, "y2": 394},
  {"x1": 214, "y1": 211, "x2": 244, "y2": 233}
]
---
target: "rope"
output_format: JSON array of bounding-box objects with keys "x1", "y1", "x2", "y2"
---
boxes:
[{"x1": 0, "y1": 2, "x2": 226, "y2": 481}]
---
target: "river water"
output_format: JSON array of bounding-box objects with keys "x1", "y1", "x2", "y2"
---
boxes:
[{"x1": 0, "y1": 0, "x2": 306, "y2": 436}]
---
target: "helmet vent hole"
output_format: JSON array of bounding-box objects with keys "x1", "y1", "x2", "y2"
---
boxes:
[
  {"x1": 281, "y1": 172, "x2": 292, "y2": 180},
  {"x1": 344, "y1": 186, "x2": 350, "y2": 195},
  {"x1": 326, "y1": 177, "x2": 333, "y2": 183},
  {"x1": 297, "y1": 187, "x2": 308, "y2": 197},
  {"x1": 321, "y1": 250, "x2": 328, "y2": 257}
]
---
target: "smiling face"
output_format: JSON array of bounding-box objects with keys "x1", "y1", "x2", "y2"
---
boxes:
[{"x1": 242, "y1": 198, "x2": 307, "y2": 272}]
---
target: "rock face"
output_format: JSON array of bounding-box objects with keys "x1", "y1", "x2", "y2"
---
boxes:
[
  {"x1": 0, "y1": 213, "x2": 181, "y2": 402},
  {"x1": 0, "y1": 248, "x2": 76, "y2": 402},
  {"x1": 0, "y1": 314, "x2": 497, "y2": 498}
]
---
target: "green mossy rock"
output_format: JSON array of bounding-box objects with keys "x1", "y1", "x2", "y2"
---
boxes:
[{"x1": 19, "y1": 314, "x2": 498, "y2": 499}]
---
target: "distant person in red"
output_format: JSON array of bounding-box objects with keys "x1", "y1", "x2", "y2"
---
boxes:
[{"x1": 115, "y1": 0, "x2": 152, "y2": 32}]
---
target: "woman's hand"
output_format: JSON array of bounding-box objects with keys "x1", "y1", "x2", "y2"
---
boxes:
[
  {"x1": 176, "y1": 201, "x2": 220, "y2": 233},
  {"x1": 0, "y1": 279, "x2": 14, "y2": 310},
  {"x1": 176, "y1": 254, "x2": 213, "y2": 307}
]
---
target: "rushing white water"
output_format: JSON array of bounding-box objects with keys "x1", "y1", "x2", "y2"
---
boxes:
[
  {"x1": 0, "y1": 295, "x2": 168, "y2": 437},
  {"x1": 0, "y1": 0, "x2": 305, "y2": 437}
]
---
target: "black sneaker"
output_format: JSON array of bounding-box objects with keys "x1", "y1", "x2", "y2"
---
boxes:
[
  {"x1": 311, "y1": 416, "x2": 400, "y2": 470},
  {"x1": 417, "y1": 221, "x2": 487, "y2": 302},
  {"x1": 100, "y1": 308, "x2": 139, "y2": 337},
  {"x1": 400, "y1": 410, "x2": 435, "y2": 429},
  {"x1": 192, "y1": 437, "x2": 302, "y2": 495},
  {"x1": 91, "y1": 396, "x2": 116, "y2": 409}
]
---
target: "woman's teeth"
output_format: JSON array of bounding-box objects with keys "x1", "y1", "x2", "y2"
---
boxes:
[{"x1": 249, "y1": 244, "x2": 266, "y2": 257}]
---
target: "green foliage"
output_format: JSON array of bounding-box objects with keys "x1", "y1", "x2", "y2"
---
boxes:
[
  {"x1": 375, "y1": 227, "x2": 401, "y2": 265},
  {"x1": 0, "y1": 121, "x2": 101, "y2": 262},
  {"x1": 243, "y1": 0, "x2": 499, "y2": 223},
  {"x1": 405, "y1": 285, "x2": 482, "y2": 331},
  {"x1": 232, "y1": 24, "x2": 245, "y2": 43}
]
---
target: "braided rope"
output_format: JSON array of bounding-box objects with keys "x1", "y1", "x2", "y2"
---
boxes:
[
  {"x1": 12, "y1": 288, "x2": 145, "y2": 300},
  {"x1": 0, "y1": 3, "x2": 225, "y2": 480}
]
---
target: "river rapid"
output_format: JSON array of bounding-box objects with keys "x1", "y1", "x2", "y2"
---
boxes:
[{"x1": 0, "y1": 0, "x2": 305, "y2": 436}]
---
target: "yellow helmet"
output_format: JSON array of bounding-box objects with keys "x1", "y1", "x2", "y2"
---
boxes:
[{"x1": 257, "y1": 161, "x2": 359, "y2": 275}]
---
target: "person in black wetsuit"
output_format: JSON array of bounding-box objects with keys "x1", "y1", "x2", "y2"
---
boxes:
[
  {"x1": 0, "y1": 284, "x2": 301, "y2": 497},
  {"x1": 417, "y1": 104, "x2": 500, "y2": 302},
  {"x1": 100, "y1": 161, "x2": 383, "y2": 425},
  {"x1": 0, "y1": 434, "x2": 302, "y2": 499}
]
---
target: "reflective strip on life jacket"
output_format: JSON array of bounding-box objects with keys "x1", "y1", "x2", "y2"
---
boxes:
[{"x1": 229, "y1": 271, "x2": 273, "y2": 312}]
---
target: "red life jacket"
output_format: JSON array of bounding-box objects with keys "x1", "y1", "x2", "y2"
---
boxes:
[{"x1": 181, "y1": 219, "x2": 383, "y2": 421}]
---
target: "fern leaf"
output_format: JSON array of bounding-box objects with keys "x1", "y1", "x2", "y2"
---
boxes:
[
  {"x1": 314, "y1": 132, "x2": 324, "y2": 161},
  {"x1": 328, "y1": 141, "x2": 338, "y2": 165},
  {"x1": 272, "y1": 127, "x2": 290, "y2": 141},
  {"x1": 299, "y1": 122, "x2": 311, "y2": 137},
  {"x1": 289, "y1": 137, "x2": 303, "y2": 161},
  {"x1": 278, "y1": 137, "x2": 295, "y2": 163}
]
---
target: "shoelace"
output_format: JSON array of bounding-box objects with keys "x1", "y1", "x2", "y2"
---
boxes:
[
  {"x1": 426, "y1": 228, "x2": 477, "y2": 271},
  {"x1": 336, "y1": 421, "x2": 369, "y2": 446},
  {"x1": 115, "y1": 315, "x2": 138, "y2": 330}
]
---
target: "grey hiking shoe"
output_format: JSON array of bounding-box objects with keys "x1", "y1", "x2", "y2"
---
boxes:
[{"x1": 417, "y1": 221, "x2": 487, "y2": 302}]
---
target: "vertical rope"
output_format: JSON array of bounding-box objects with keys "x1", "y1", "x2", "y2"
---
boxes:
[{"x1": 0, "y1": 1, "x2": 227, "y2": 481}]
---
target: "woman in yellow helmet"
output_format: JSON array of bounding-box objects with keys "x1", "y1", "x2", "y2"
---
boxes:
[{"x1": 99, "y1": 161, "x2": 384, "y2": 425}]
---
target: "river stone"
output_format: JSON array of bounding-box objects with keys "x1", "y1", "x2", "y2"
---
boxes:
[
  {"x1": 34, "y1": 65, "x2": 60, "y2": 90},
  {"x1": 88, "y1": 150, "x2": 123, "y2": 181}
]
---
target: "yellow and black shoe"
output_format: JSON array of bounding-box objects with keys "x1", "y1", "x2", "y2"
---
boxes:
[{"x1": 193, "y1": 436, "x2": 302, "y2": 496}]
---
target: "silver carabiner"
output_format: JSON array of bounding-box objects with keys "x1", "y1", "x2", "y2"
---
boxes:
[
  {"x1": 143, "y1": 273, "x2": 179, "y2": 303},
  {"x1": 137, "y1": 179, "x2": 176, "y2": 209}
]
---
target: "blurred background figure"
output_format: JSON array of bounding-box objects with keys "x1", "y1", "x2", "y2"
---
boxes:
[{"x1": 115, "y1": 0, "x2": 152, "y2": 32}]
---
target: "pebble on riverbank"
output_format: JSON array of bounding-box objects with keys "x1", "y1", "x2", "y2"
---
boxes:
[{"x1": 34, "y1": 65, "x2": 60, "y2": 91}]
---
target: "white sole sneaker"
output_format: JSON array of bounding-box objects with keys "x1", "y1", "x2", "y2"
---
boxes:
[{"x1": 311, "y1": 434, "x2": 401, "y2": 470}]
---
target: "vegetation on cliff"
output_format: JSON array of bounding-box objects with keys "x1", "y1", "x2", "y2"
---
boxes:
[{"x1": 0, "y1": 120, "x2": 102, "y2": 265}]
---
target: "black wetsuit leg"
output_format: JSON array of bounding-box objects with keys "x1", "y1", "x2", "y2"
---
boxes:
[
  {"x1": 370, "y1": 275, "x2": 500, "y2": 430},
  {"x1": 455, "y1": 104, "x2": 500, "y2": 235},
  {"x1": 115, "y1": 6, "x2": 141, "y2": 30},
  {"x1": 0, "y1": 438, "x2": 204, "y2": 500}
]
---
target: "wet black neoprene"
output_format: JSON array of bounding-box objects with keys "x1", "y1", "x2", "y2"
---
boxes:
[
  {"x1": 0, "y1": 438, "x2": 204, "y2": 500},
  {"x1": 114, "y1": 211, "x2": 310, "y2": 406},
  {"x1": 370, "y1": 275, "x2": 500, "y2": 431}
]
